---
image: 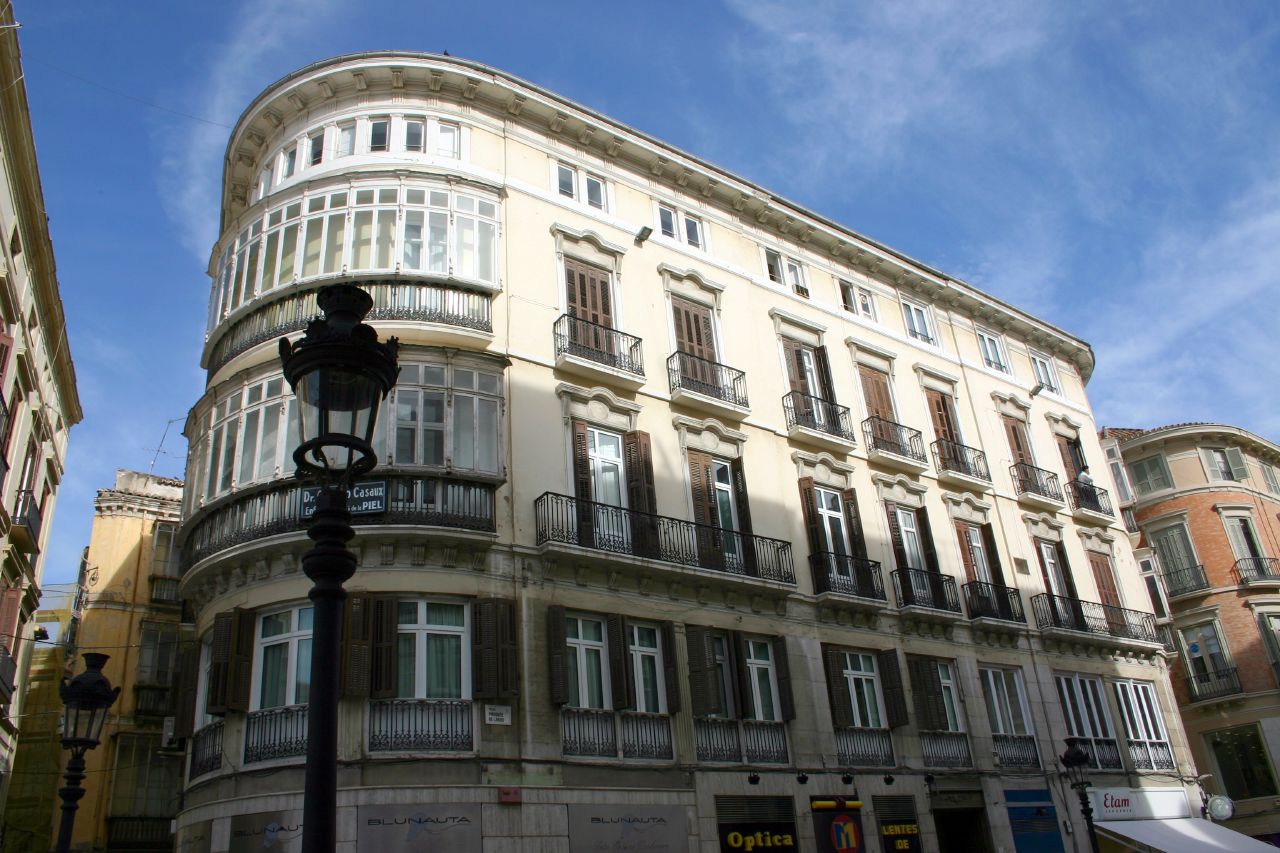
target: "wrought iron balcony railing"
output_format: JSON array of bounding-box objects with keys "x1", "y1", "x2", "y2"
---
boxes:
[
  {"x1": 1073, "y1": 736, "x2": 1123, "y2": 770},
  {"x1": 1236, "y1": 557, "x2": 1280, "y2": 584},
  {"x1": 184, "y1": 475, "x2": 496, "y2": 571},
  {"x1": 835, "y1": 727, "x2": 894, "y2": 767},
  {"x1": 963, "y1": 581, "x2": 1026, "y2": 623},
  {"x1": 1010, "y1": 463, "x2": 1062, "y2": 502},
  {"x1": 667, "y1": 352, "x2": 749, "y2": 408},
  {"x1": 692, "y1": 717, "x2": 788, "y2": 764},
  {"x1": 369, "y1": 699, "x2": 473, "y2": 752},
  {"x1": 782, "y1": 391, "x2": 857, "y2": 443},
  {"x1": 810, "y1": 553, "x2": 886, "y2": 601},
  {"x1": 993, "y1": 733, "x2": 1040, "y2": 769},
  {"x1": 694, "y1": 717, "x2": 741, "y2": 762},
  {"x1": 620, "y1": 711, "x2": 674, "y2": 760},
  {"x1": 932, "y1": 439, "x2": 991, "y2": 482},
  {"x1": 1184, "y1": 667, "x2": 1243, "y2": 702},
  {"x1": 207, "y1": 280, "x2": 493, "y2": 374},
  {"x1": 106, "y1": 816, "x2": 172, "y2": 850},
  {"x1": 921, "y1": 731, "x2": 972, "y2": 768},
  {"x1": 1129, "y1": 739, "x2": 1175, "y2": 771},
  {"x1": 534, "y1": 492, "x2": 795, "y2": 584},
  {"x1": 12, "y1": 488, "x2": 41, "y2": 551},
  {"x1": 189, "y1": 721, "x2": 224, "y2": 780},
  {"x1": 1162, "y1": 564, "x2": 1209, "y2": 597},
  {"x1": 1157, "y1": 623, "x2": 1177, "y2": 654},
  {"x1": 743, "y1": 720, "x2": 789, "y2": 764},
  {"x1": 554, "y1": 314, "x2": 644, "y2": 377},
  {"x1": 244, "y1": 705, "x2": 308, "y2": 763},
  {"x1": 863, "y1": 416, "x2": 927, "y2": 463},
  {"x1": 891, "y1": 568, "x2": 962, "y2": 613},
  {"x1": 1066, "y1": 480, "x2": 1114, "y2": 516},
  {"x1": 1031, "y1": 594, "x2": 1159, "y2": 643},
  {"x1": 562, "y1": 708, "x2": 616, "y2": 757}
]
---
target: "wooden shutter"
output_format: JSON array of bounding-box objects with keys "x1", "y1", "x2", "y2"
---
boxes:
[
  {"x1": 841, "y1": 488, "x2": 869, "y2": 561},
  {"x1": 624, "y1": 430, "x2": 659, "y2": 557},
  {"x1": 606, "y1": 613, "x2": 634, "y2": 711},
  {"x1": 564, "y1": 258, "x2": 613, "y2": 328},
  {"x1": 799, "y1": 478, "x2": 825, "y2": 556},
  {"x1": 226, "y1": 608, "x2": 255, "y2": 713},
  {"x1": 918, "y1": 506, "x2": 940, "y2": 574},
  {"x1": 732, "y1": 632, "x2": 753, "y2": 719},
  {"x1": 981, "y1": 524, "x2": 1007, "y2": 585},
  {"x1": 472, "y1": 598, "x2": 500, "y2": 699},
  {"x1": 1057, "y1": 436, "x2": 1082, "y2": 481},
  {"x1": 0, "y1": 587, "x2": 20, "y2": 656},
  {"x1": 1088, "y1": 552, "x2": 1123, "y2": 609},
  {"x1": 1003, "y1": 416, "x2": 1033, "y2": 465},
  {"x1": 687, "y1": 449, "x2": 716, "y2": 528},
  {"x1": 731, "y1": 458, "x2": 758, "y2": 576},
  {"x1": 876, "y1": 649, "x2": 908, "y2": 728},
  {"x1": 814, "y1": 345, "x2": 836, "y2": 404},
  {"x1": 772, "y1": 636, "x2": 796, "y2": 721},
  {"x1": 1034, "y1": 540, "x2": 1059, "y2": 595},
  {"x1": 685, "y1": 625, "x2": 720, "y2": 716},
  {"x1": 858, "y1": 365, "x2": 895, "y2": 421},
  {"x1": 1226, "y1": 447, "x2": 1249, "y2": 481},
  {"x1": 661, "y1": 621, "x2": 681, "y2": 713},
  {"x1": 497, "y1": 599, "x2": 518, "y2": 697},
  {"x1": 955, "y1": 522, "x2": 979, "y2": 583},
  {"x1": 884, "y1": 502, "x2": 910, "y2": 571},
  {"x1": 823, "y1": 645, "x2": 854, "y2": 728},
  {"x1": 1257, "y1": 614, "x2": 1280, "y2": 681},
  {"x1": 671, "y1": 297, "x2": 716, "y2": 362},
  {"x1": 571, "y1": 419, "x2": 594, "y2": 546},
  {"x1": 206, "y1": 611, "x2": 234, "y2": 716},
  {"x1": 343, "y1": 593, "x2": 372, "y2": 698},
  {"x1": 546, "y1": 605, "x2": 568, "y2": 706},
  {"x1": 781, "y1": 339, "x2": 807, "y2": 395},
  {"x1": 173, "y1": 642, "x2": 201, "y2": 738},
  {"x1": 925, "y1": 389, "x2": 959, "y2": 444},
  {"x1": 369, "y1": 595, "x2": 399, "y2": 699},
  {"x1": 907, "y1": 655, "x2": 946, "y2": 730},
  {"x1": 1054, "y1": 542, "x2": 1081, "y2": 599}
]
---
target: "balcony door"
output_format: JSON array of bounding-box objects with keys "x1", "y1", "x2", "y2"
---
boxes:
[
  {"x1": 859, "y1": 366, "x2": 898, "y2": 452},
  {"x1": 672, "y1": 297, "x2": 717, "y2": 389},
  {"x1": 1151, "y1": 525, "x2": 1196, "y2": 573},
  {"x1": 782, "y1": 340, "x2": 833, "y2": 427},
  {"x1": 1057, "y1": 435, "x2": 1084, "y2": 481},
  {"x1": 1180, "y1": 622, "x2": 1229, "y2": 683},
  {"x1": 1036, "y1": 539, "x2": 1078, "y2": 626},
  {"x1": 587, "y1": 427, "x2": 628, "y2": 549},
  {"x1": 1003, "y1": 416, "x2": 1033, "y2": 466},
  {"x1": 564, "y1": 258, "x2": 614, "y2": 358},
  {"x1": 1225, "y1": 515, "x2": 1265, "y2": 563},
  {"x1": 688, "y1": 450, "x2": 752, "y2": 572},
  {"x1": 954, "y1": 522, "x2": 993, "y2": 584},
  {"x1": 926, "y1": 389, "x2": 961, "y2": 460},
  {"x1": 1088, "y1": 551, "x2": 1128, "y2": 635}
]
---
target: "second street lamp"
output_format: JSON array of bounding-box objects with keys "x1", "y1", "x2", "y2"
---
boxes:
[
  {"x1": 1060, "y1": 738, "x2": 1100, "y2": 853},
  {"x1": 279, "y1": 283, "x2": 398, "y2": 853},
  {"x1": 56, "y1": 653, "x2": 120, "y2": 853}
]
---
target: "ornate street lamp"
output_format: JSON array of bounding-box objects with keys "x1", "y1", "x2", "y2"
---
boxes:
[
  {"x1": 55, "y1": 653, "x2": 119, "y2": 853},
  {"x1": 1060, "y1": 739, "x2": 1100, "y2": 853},
  {"x1": 279, "y1": 283, "x2": 398, "y2": 853}
]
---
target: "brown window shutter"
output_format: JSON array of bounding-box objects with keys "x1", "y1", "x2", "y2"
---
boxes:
[
  {"x1": 173, "y1": 641, "x2": 201, "y2": 738},
  {"x1": 772, "y1": 636, "x2": 795, "y2": 721},
  {"x1": 472, "y1": 598, "x2": 500, "y2": 700},
  {"x1": 1003, "y1": 416, "x2": 1032, "y2": 465},
  {"x1": 206, "y1": 612, "x2": 234, "y2": 716},
  {"x1": 732, "y1": 632, "x2": 753, "y2": 719},
  {"x1": 1057, "y1": 436, "x2": 1083, "y2": 481},
  {"x1": 907, "y1": 654, "x2": 945, "y2": 730},
  {"x1": 884, "y1": 502, "x2": 909, "y2": 571},
  {"x1": 687, "y1": 449, "x2": 715, "y2": 527},
  {"x1": 624, "y1": 431, "x2": 660, "y2": 557},
  {"x1": 980, "y1": 524, "x2": 1007, "y2": 586},
  {"x1": 918, "y1": 506, "x2": 940, "y2": 574},
  {"x1": 672, "y1": 297, "x2": 716, "y2": 362},
  {"x1": 497, "y1": 599, "x2": 519, "y2": 698},
  {"x1": 1054, "y1": 542, "x2": 1081, "y2": 599},
  {"x1": 342, "y1": 593, "x2": 372, "y2": 698},
  {"x1": 781, "y1": 339, "x2": 805, "y2": 395},
  {"x1": 661, "y1": 621, "x2": 681, "y2": 713},
  {"x1": 1088, "y1": 552, "x2": 1123, "y2": 609},
  {"x1": 606, "y1": 613, "x2": 634, "y2": 710},
  {"x1": 876, "y1": 649, "x2": 908, "y2": 728},
  {"x1": 926, "y1": 389, "x2": 959, "y2": 444},
  {"x1": 954, "y1": 522, "x2": 979, "y2": 583},
  {"x1": 840, "y1": 488, "x2": 869, "y2": 561},
  {"x1": 859, "y1": 365, "x2": 895, "y2": 422},
  {"x1": 0, "y1": 587, "x2": 20, "y2": 656},
  {"x1": 546, "y1": 605, "x2": 568, "y2": 706},
  {"x1": 226, "y1": 608, "x2": 255, "y2": 713},
  {"x1": 685, "y1": 625, "x2": 720, "y2": 717},
  {"x1": 571, "y1": 418, "x2": 594, "y2": 546},
  {"x1": 823, "y1": 645, "x2": 854, "y2": 728},
  {"x1": 369, "y1": 595, "x2": 399, "y2": 699},
  {"x1": 798, "y1": 477, "x2": 824, "y2": 556},
  {"x1": 731, "y1": 458, "x2": 757, "y2": 576},
  {"x1": 814, "y1": 345, "x2": 836, "y2": 403}
]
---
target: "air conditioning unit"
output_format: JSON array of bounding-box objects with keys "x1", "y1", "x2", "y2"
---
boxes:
[{"x1": 161, "y1": 716, "x2": 178, "y2": 749}]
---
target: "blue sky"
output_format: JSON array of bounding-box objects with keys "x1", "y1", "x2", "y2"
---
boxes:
[{"x1": 17, "y1": 0, "x2": 1280, "y2": 584}]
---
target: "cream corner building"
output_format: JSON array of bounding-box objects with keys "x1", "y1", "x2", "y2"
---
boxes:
[{"x1": 175, "y1": 53, "x2": 1208, "y2": 853}]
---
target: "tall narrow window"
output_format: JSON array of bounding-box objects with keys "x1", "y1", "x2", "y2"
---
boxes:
[
  {"x1": 1029, "y1": 351, "x2": 1059, "y2": 393},
  {"x1": 280, "y1": 145, "x2": 297, "y2": 179},
  {"x1": 902, "y1": 300, "x2": 934, "y2": 344},
  {"x1": 369, "y1": 117, "x2": 390, "y2": 152},
  {"x1": 395, "y1": 600, "x2": 468, "y2": 699},
  {"x1": 628, "y1": 623, "x2": 667, "y2": 714},
  {"x1": 337, "y1": 123, "x2": 356, "y2": 157},
  {"x1": 557, "y1": 164, "x2": 577, "y2": 199},
  {"x1": 566, "y1": 615, "x2": 608, "y2": 709},
  {"x1": 816, "y1": 487, "x2": 850, "y2": 555},
  {"x1": 435, "y1": 121, "x2": 460, "y2": 158},
  {"x1": 404, "y1": 118, "x2": 425, "y2": 152},
  {"x1": 255, "y1": 606, "x2": 313, "y2": 709},
  {"x1": 745, "y1": 639, "x2": 779, "y2": 721},
  {"x1": 1112, "y1": 679, "x2": 1172, "y2": 768},
  {"x1": 308, "y1": 131, "x2": 325, "y2": 166},
  {"x1": 976, "y1": 329, "x2": 1008, "y2": 372},
  {"x1": 980, "y1": 668, "x2": 1031, "y2": 736},
  {"x1": 842, "y1": 651, "x2": 885, "y2": 728},
  {"x1": 1105, "y1": 444, "x2": 1134, "y2": 503},
  {"x1": 1054, "y1": 673, "x2": 1117, "y2": 768},
  {"x1": 1180, "y1": 622, "x2": 1229, "y2": 683}
]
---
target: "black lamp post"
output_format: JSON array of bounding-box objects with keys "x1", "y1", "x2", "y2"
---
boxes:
[
  {"x1": 55, "y1": 653, "x2": 119, "y2": 853},
  {"x1": 1060, "y1": 739, "x2": 1100, "y2": 853},
  {"x1": 279, "y1": 283, "x2": 398, "y2": 853}
]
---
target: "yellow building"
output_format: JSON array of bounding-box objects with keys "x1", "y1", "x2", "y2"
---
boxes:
[
  {"x1": 0, "y1": 0, "x2": 84, "y2": 815},
  {"x1": 12, "y1": 471, "x2": 185, "y2": 853}
]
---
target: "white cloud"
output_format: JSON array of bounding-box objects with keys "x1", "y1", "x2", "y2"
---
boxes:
[{"x1": 156, "y1": 0, "x2": 340, "y2": 262}]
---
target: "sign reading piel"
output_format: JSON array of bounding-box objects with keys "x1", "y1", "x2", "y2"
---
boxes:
[
  {"x1": 357, "y1": 804, "x2": 482, "y2": 851},
  {"x1": 301, "y1": 480, "x2": 387, "y2": 517},
  {"x1": 229, "y1": 811, "x2": 303, "y2": 853},
  {"x1": 569, "y1": 804, "x2": 689, "y2": 853}
]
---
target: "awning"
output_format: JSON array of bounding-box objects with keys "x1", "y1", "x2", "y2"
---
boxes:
[{"x1": 1097, "y1": 818, "x2": 1278, "y2": 852}]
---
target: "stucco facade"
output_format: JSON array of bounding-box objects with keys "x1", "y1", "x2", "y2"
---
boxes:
[
  {"x1": 175, "y1": 53, "x2": 1196, "y2": 853},
  {"x1": 1108, "y1": 423, "x2": 1280, "y2": 845}
]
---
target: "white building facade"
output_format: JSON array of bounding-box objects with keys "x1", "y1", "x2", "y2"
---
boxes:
[{"x1": 176, "y1": 53, "x2": 1199, "y2": 853}]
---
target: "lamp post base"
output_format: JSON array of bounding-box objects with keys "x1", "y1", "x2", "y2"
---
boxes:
[
  {"x1": 1073, "y1": 783, "x2": 1100, "y2": 853},
  {"x1": 54, "y1": 752, "x2": 87, "y2": 853}
]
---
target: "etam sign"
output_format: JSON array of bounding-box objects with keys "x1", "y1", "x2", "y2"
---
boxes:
[{"x1": 1088, "y1": 788, "x2": 1190, "y2": 821}]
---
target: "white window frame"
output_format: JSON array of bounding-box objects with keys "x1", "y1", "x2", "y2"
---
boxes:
[
  {"x1": 709, "y1": 633, "x2": 736, "y2": 719},
  {"x1": 1112, "y1": 679, "x2": 1170, "y2": 750},
  {"x1": 252, "y1": 605, "x2": 314, "y2": 710},
  {"x1": 1264, "y1": 462, "x2": 1280, "y2": 495},
  {"x1": 307, "y1": 130, "x2": 325, "y2": 167},
  {"x1": 896, "y1": 505, "x2": 925, "y2": 571},
  {"x1": 387, "y1": 360, "x2": 504, "y2": 476},
  {"x1": 657, "y1": 202, "x2": 704, "y2": 249},
  {"x1": 745, "y1": 638, "x2": 781, "y2": 722},
  {"x1": 962, "y1": 523, "x2": 993, "y2": 584},
  {"x1": 1179, "y1": 620, "x2": 1231, "y2": 678},
  {"x1": 280, "y1": 144, "x2": 298, "y2": 180},
  {"x1": 1129, "y1": 454, "x2": 1172, "y2": 496},
  {"x1": 815, "y1": 486, "x2": 850, "y2": 555},
  {"x1": 336, "y1": 122, "x2": 356, "y2": 158},
  {"x1": 901, "y1": 299, "x2": 935, "y2": 345},
  {"x1": 764, "y1": 249, "x2": 807, "y2": 297},
  {"x1": 1105, "y1": 444, "x2": 1134, "y2": 503},
  {"x1": 627, "y1": 622, "x2": 668, "y2": 714},
  {"x1": 1201, "y1": 446, "x2": 1248, "y2": 482},
  {"x1": 842, "y1": 651, "x2": 887, "y2": 729},
  {"x1": 937, "y1": 660, "x2": 964, "y2": 733},
  {"x1": 1055, "y1": 673, "x2": 1115, "y2": 744},
  {"x1": 368, "y1": 115, "x2": 391, "y2": 153},
  {"x1": 980, "y1": 667, "x2": 1032, "y2": 736},
  {"x1": 1222, "y1": 512, "x2": 1265, "y2": 562},
  {"x1": 1029, "y1": 350, "x2": 1059, "y2": 393},
  {"x1": 556, "y1": 162, "x2": 608, "y2": 211},
  {"x1": 394, "y1": 599, "x2": 471, "y2": 700},
  {"x1": 976, "y1": 328, "x2": 1009, "y2": 372},
  {"x1": 566, "y1": 614, "x2": 611, "y2": 710},
  {"x1": 1137, "y1": 555, "x2": 1169, "y2": 619}
]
